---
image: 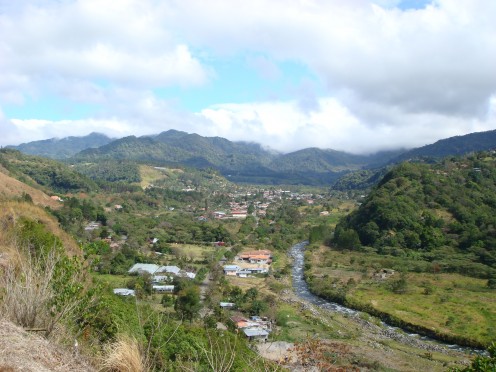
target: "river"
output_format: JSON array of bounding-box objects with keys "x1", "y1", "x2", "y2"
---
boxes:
[{"x1": 289, "y1": 241, "x2": 482, "y2": 355}]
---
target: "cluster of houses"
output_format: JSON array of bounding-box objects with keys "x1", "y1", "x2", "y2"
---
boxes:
[
  {"x1": 223, "y1": 250, "x2": 272, "y2": 278},
  {"x1": 209, "y1": 188, "x2": 325, "y2": 220},
  {"x1": 113, "y1": 263, "x2": 197, "y2": 297},
  {"x1": 230, "y1": 315, "x2": 272, "y2": 342}
]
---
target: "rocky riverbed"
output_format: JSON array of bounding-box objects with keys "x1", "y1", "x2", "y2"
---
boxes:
[{"x1": 283, "y1": 241, "x2": 474, "y2": 370}]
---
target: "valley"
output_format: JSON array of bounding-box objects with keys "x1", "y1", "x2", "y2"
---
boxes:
[{"x1": 0, "y1": 137, "x2": 495, "y2": 371}]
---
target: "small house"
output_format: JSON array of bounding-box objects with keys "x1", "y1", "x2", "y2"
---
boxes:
[
  {"x1": 180, "y1": 271, "x2": 196, "y2": 280},
  {"x1": 230, "y1": 316, "x2": 249, "y2": 329},
  {"x1": 152, "y1": 285, "x2": 175, "y2": 293},
  {"x1": 223, "y1": 265, "x2": 241, "y2": 276},
  {"x1": 243, "y1": 328, "x2": 269, "y2": 342},
  {"x1": 237, "y1": 269, "x2": 252, "y2": 278},
  {"x1": 247, "y1": 267, "x2": 268, "y2": 274}
]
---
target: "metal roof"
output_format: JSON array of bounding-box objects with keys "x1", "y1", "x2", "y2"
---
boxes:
[
  {"x1": 157, "y1": 265, "x2": 181, "y2": 274},
  {"x1": 223, "y1": 265, "x2": 241, "y2": 271},
  {"x1": 243, "y1": 328, "x2": 269, "y2": 337},
  {"x1": 128, "y1": 263, "x2": 160, "y2": 274}
]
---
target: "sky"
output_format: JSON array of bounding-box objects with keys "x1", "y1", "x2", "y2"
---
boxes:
[{"x1": 1, "y1": 0, "x2": 496, "y2": 154}]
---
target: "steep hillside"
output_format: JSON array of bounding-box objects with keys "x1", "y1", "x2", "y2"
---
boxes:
[
  {"x1": 0, "y1": 166, "x2": 61, "y2": 209},
  {"x1": 394, "y1": 129, "x2": 496, "y2": 162},
  {"x1": 0, "y1": 200, "x2": 80, "y2": 256},
  {"x1": 0, "y1": 149, "x2": 98, "y2": 193},
  {"x1": 73, "y1": 130, "x2": 402, "y2": 185},
  {"x1": 8, "y1": 132, "x2": 113, "y2": 159},
  {"x1": 0, "y1": 319, "x2": 93, "y2": 372},
  {"x1": 335, "y1": 151, "x2": 496, "y2": 278}
]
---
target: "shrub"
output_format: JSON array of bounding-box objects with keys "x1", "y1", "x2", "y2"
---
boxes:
[
  {"x1": 101, "y1": 334, "x2": 147, "y2": 372},
  {"x1": 488, "y1": 279, "x2": 496, "y2": 289},
  {"x1": 0, "y1": 244, "x2": 87, "y2": 338}
]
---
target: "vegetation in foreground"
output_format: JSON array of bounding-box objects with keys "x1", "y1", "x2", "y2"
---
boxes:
[
  {"x1": 1, "y1": 147, "x2": 495, "y2": 370},
  {"x1": 306, "y1": 151, "x2": 496, "y2": 349}
]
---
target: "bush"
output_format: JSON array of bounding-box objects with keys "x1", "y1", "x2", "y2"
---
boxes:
[
  {"x1": 0, "y1": 244, "x2": 87, "y2": 338},
  {"x1": 101, "y1": 334, "x2": 146, "y2": 372}
]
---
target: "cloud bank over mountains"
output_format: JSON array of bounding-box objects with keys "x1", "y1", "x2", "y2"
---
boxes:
[{"x1": 1, "y1": 0, "x2": 495, "y2": 154}]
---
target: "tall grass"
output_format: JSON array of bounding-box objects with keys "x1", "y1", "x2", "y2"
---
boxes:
[
  {"x1": 0, "y1": 244, "x2": 86, "y2": 338},
  {"x1": 101, "y1": 334, "x2": 147, "y2": 372}
]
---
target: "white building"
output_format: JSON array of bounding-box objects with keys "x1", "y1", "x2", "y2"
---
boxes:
[
  {"x1": 128, "y1": 263, "x2": 160, "y2": 275},
  {"x1": 113, "y1": 288, "x2": 136, "y2": 296},
  {"x1": 152, "y1": 285, "x2": 175, "y2": 293}
]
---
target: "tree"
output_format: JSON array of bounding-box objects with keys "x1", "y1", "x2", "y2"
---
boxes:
[
  {"x1": 161, "y1": 294, "x2": 174, "y2": 307},
  {"x1": 249, "y1": 300, "x2": 267, "y2": 316},
  {"x1": 247, "y1": 203, "x2": 255, "y2": 215},
  {"x1": 388, "y1": 272, "x2": 409, "y2": 294},
  {"x1": 175, "y1": 286, "x2": 202, "y2": 323},
  {"x1": 450, "y1": 342, "x2": 496, "y2": 371},
  {"x1": 334, "y1": 227, "x2": 361, "y2": 250},
  {"x1": 203, "y1": 315, "x2": 217, "y2": 329},
  {"x1": 488, "y1": 278, "x2": 496, "y2": 289},
  {"x1": 244, "y1": 287, "x2": 258, "y2": 302}
]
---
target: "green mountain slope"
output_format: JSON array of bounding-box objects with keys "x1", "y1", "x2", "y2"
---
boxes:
[
  {"x1": 73, "y1": 131, "x2": 402, "y2": 185},
  {"x1": 336, "y1": 151, "x2": 496, "y2": 278},
  {"x1": 393, "y1": 130, "x2": 496, "y2": 162},
  {"x1": 11, "y1": 128, "x2": 496, "y2": 186},
  {"x1": 0, "y1": 149, "x2": 98, "y2": 193},
  {"x1": 8, "y1": 132, "x2": 113, "y2": 159}
]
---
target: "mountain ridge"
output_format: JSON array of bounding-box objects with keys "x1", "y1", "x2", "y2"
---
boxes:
[
  {"x1": 8, "y1": 129, "x2": 496, "y2": 185},
  {"x1": 8, "y1": 132, "x2": 114, "y2": 159}
]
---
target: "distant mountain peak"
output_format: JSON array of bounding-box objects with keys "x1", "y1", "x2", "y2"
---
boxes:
[{"x1": 8, "y1": 133, "x2": 114, "y2": 159}]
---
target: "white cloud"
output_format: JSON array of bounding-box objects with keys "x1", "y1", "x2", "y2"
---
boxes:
[
  {"x1": 3, "y1": 94, "x2": 496, "y2": 153},
  {"x1": 0, "y1": 0, "x2": 209, "y2": 104},
  {"x1": 0, "y1": 109, "x2": 24, "y2": 146},
  {"x1": 1, "y1": 0, "x2": 496, "y2": 153},
  {"x1": 170, "y1": 0, "x2": 496, "y2": 116},
  {"x1": 198, "y1": 96, "x2": 496, "y2": 154}
]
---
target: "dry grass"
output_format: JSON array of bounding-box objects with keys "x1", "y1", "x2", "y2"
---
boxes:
[
  {"x1": 0, "y1": 319, "x2": 94, "y2": 372},
  {"x1": 0, "y1": 169, "x2": 61, "y2": 209},
  {"x1": 138, "y1": 165, "x2": 167, "y2": 189},
  {"x1": 0, "y1": 245, "x2": 87, "y2": 338},
  {"x1": 101, "y1": 334, "x2": 147, "y2": 372},
  {"x1": 0, "y1": 201, "x2": 80, "y2": 255}
]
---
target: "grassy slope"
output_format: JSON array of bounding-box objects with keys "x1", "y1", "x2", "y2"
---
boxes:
[
  {"x1": 307, "y1": 245, "x2": 496, "y2": 347},
  {"x1": 0, "y1": 166, "x2": 61, "y2": 209},
  {"x1": 0, "y1": 200, "x2": 80, "y2": 256}
]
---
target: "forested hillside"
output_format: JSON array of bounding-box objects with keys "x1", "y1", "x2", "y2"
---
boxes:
[
  {"x1": 393, "y1": 130, "x2": 496, "y2": 162},
  {"x1": 9, "y1": 132, "x2": 113, "y2": 159},
  {"x1": 335, "y1": 151, "x2": 496, "y2": 278},
  {"x1": 0, "y1": 149, "x2": 98, "y2": 193},
  {"x1": 10, "y1": 128, "x2": 496, "y2": 186},
  {"x1": 72, "y1": 130, "x2": 400, "y2": 185}
]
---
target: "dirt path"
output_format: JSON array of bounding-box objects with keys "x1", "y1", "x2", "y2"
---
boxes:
[{"x1": 198, "y1": 274, "x2": 211, "y2": 318}]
